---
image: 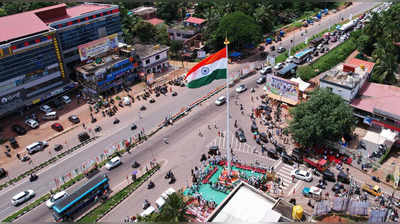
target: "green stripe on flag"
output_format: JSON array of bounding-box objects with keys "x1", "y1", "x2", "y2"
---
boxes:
[{"x1": 187, "y1": 69, "x2": 227, "y2": 88}]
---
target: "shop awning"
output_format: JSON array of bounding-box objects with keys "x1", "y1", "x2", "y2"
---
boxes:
[{"x1": 318, "y1": 159, "x2": 327, "y2": 166}]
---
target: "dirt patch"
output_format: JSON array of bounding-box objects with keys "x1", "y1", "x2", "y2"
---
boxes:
[{"x1": 319, "y1": 215, "x2": 349, "y2": 223}]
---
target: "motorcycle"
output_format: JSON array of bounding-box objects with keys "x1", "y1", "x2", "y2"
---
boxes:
[
  {"x1": 169, "y1": 175, "x2": 176, "y2": 184},
  {"x1": 119, "y1": 102, "x2": 124, "y2": 108},
  {"x1": 29, "y1": 173, "x2": 38, "y2": 182},
  {"x1": 165, "y1": 170, "x2": 173, "y2": 179},
  {"x1": 4, "y1": 151, "x2": 11, "y2": 157},
  {"x1": 313, "y1": 168, "x2": 320, "y2": 176},
  {"x1": 372, "y1": 176, "x2": 380, "y2": 183},
  {"x1": 94, "y1": 126, "x2": 102, "y2": 132},
  {"x1": 113, "y1": 118, "x2": 120, "y2": 124},
  {"x1": 147, "y1": 181, "x2": 155, "y2": 189}
]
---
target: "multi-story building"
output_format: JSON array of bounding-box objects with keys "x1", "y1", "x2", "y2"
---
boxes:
[
  {"x1": 0, "y1": 3, "x2": 122, "y2": 117},
  {"x1": 48, "y1": 3, "x2": 122, "y2": 79},
  {"x1": 130, "y1": 6, "x2": 157, "y2": 20},
  {"x1": 133, "y1": 44, "x2": 169, "y2": 75},
  {"x1": 167, "y1": 17, "x2": 205, "y2": 51},
  {"x1": 75, "y1": 43, "x2": 140, "y2": 97}
]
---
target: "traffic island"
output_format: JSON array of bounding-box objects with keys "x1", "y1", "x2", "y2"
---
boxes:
[{"x1": 77, "y1": 164, "x2": 161, "y2": 223}]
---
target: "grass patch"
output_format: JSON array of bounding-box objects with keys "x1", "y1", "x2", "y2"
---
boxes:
[{"x1": 78, "y1": 164, "x2": 161, "y2": 223}]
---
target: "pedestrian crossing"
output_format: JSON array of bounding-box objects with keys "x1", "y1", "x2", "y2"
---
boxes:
[{"x1": 275, "y1": 163, "x2": 295, "y2": 190}]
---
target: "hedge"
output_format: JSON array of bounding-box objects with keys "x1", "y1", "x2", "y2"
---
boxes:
[
  {"x1": 78, "y1": 164, "x2": 161, "y2": 223},
  {"x1": 297, "y1": 36, "x2": 357, "y2": 81}
]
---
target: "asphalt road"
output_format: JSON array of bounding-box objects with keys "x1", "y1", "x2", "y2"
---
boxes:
[{"x1": 1, "y1": 2, "x2": 380, "y2": 221}]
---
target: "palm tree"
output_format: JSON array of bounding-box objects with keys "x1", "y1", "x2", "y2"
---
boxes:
[
  {"x1": 157, "y1": 192, "x2": 195, "y2": 222},
  {"x1": 371, "y1": 38, "x2": 398, "y2": 84}
]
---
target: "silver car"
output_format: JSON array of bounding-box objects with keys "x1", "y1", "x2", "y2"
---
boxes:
[{"x1": 11, "y1": 190, "x2": 35, "y2": 206}]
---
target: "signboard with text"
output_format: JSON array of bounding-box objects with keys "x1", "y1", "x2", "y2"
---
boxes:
[
  {"x1": 78, "y1": 34, "x2": 118, "y2": 61},
  {"x1": 265, "y1": 74, "x2": 299, "y2": 105}
]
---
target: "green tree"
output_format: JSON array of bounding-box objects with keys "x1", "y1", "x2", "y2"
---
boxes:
[
  {"x1": 356, "y1": 34, "x2": 374, "y2": 55},
  {"x1": 288, "y1": 88, "x2": 356, "y2": 148},
  {"x1": 155, "y1": 24, "x2": 170, "y2": 46},
  {"x1": 253, "y1": 2, "x2": 275, "y2": 33},
  {"x1": 118, "y1": 2, "x2": 140, "y2": 44},
  {"x1": 169, "y1": 40, "x2": 184, "y2": 57},
  {"x1": 371, "y1": 38, "x2": 398, "y2": 84},
  {"x1": 134, "y1": 20, "x2": 157, "y2": 43},
  {"x1": 215, "y1": 11, "x2": 262, "y2": 50},
  {"x1": 155, "y1": 0, "x2": 183, "y2": 23}
]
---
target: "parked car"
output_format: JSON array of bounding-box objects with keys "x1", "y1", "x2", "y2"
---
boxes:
[
  {"x1": 332, "y1": 183, "x2": 344, "y2": 193},
  {"x1": 331, "y1": 36, "x2": 337, "y2": 42},
  {"x1": 9, "y1": 137, "x2": 19, "y2": 149},
  {"x1": 215, "y1": 96, "x2": 226, "y2": 106},
  {"x1": 235, "y1": 84, "x2": 247, "y2": 93},
  {"x1": 235, "y1": 128, "x2": 246, "y2": 142},
  {"x1": 270, "y1": 45, "x2": 275, "y2": 51},
  {"x1": 62, "y1": 95, "x2": 72, "y2": 104},
  {"x1": 321, "y1": 169, "x2": 336, "y2": 182},
  {"x1": 274, "y1": 63, "x2": 284, "y2": 70},
  {"x1": 51, "y1": 123, "x2": 63, "y2": 132},
  {"x1": 0, "y1": 168, "x2": 7, "y2": 179},
  {"x1": 25, "y1": 119, "x2": 39, "y2": 129},
  {"x1": 105, "y1": 156, "x2": 122, "y2": 170},
  {"x1": 277, "y1": 47, "x2": 286, "y2": 53},
  {"x1": 46, "y1": 191, "x2": 67, "y2": 208},
  {"x1": 260, "y1": 66, "x2": 272, "y2": 75},
  {"x1": 78, "y1": 132, "x2": 90, "y2": 142},
  {"x1": 68, "y1": 115, "x2": 80, "y2": 124},
  {"x1": 256, "y1": 76, "x2": 266, "y2": 84},
  {"x1": 291, "y1": 169, "x2": 313, "y2": 182},
  {"x1": 26, "y1": 141, "x2": 48, "y2": 154},
  {"x1": 285, "y1": 56, "x2": 295, "y2": 64},
  {"x1": 40, "y1": 105, "x2": 52, "y2": 113},
  {"x1": 12, "y1": 124, "x2": 27, "y2": 135},
  {"x1": 11, "y1": 190, "x2": 35, "y2": 206},
  {"x1": 54, "y1": 144, "x2": 63, "y2": 151},
  {"x1": 42, "y1": 111, "x2": 58, "y2": 121}
]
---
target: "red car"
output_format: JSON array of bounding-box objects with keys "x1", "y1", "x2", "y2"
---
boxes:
[{"x1": 51, "y1": 123, "x2": 63, "y2": 132}]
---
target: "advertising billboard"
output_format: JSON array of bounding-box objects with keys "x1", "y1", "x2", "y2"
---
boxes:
[
  {"x1": 265, "y1": 74, "x2": 299, "y2": 105},
  {"x1": 78, "y1": 34, "x2": 118, "y2": 61}
]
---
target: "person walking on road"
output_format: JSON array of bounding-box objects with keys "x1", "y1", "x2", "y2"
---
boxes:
[
  {"x1": 234, "y1": 120, "x2": 238, "y2": 128},
  {"x1": 82, "y1": 123, "x2": 86, "y2": 129}
]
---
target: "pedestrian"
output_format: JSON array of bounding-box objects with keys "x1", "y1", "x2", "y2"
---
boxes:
[
  {"x1": 214, "y1": 122, "x2": 217, "y2": 129},
  {"x1": 234, "y1": 120, "x2": 237, "y2": 128},
  {"x1": 251, "y1": 96, "x2": 254, "y2": 102},
  {"x1": 82, "y1": 123, "x2": 86, "y2": 129}
]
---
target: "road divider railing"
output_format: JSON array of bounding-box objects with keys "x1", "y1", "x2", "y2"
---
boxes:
[
  {"x1": 77, "y1": 164, "x2": 161, "y2": 222},
  {"x1": 0, "y1": 136, "x2": 99, "y2": 192}
]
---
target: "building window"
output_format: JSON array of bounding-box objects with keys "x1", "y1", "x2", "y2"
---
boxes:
[
  {"x1": 155, "y1": 55, "x2": 160, "y2": 60},
  {"x1": 146, "y1": 69, "x2": 151, "y2": 74},
  {"x1": 176, "y1": 33, "x2": 181, "y2": 37},
  {"x1": 327, "y1": 87, "x2": 333, "y2": 92},
  {"x1": 145, "y1": 59, "x2": 150, "y2": 64}
]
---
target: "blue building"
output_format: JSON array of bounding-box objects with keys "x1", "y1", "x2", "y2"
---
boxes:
[{"x1": 0, "y1": 3, "x2": 121, "y2": 117}]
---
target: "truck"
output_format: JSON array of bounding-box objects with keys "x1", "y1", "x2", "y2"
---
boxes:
[
  {"x1": 361, "y1": 184, "x2": 382, "y2": 197},
  {"x1": 338, "y1": 20, "x2": 356, "y2": 33},
  {"x1": 303, "y1": 157, "x2": 328, "y2": 172}
]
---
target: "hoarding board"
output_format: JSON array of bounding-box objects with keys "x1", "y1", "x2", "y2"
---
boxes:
[
  {"x1": 265, "y1": 74, "x2": 299, "y2": 105},
  {"x1": 78, "y1": 34, "x2": 118, "y2": 61}
]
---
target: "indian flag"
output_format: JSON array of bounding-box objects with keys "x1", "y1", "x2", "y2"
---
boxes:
[{"x1": 185, "y1": 48, "x2": 227, "y2": 88}]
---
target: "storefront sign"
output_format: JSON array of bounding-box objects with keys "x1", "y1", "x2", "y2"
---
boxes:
[
  {"x1": 1, "y1": 92, "x2": 21, "y2": 104},
  {"x1": 146, "y1": 73, "x2": 154, "y2": 85},
  {"x1": 32, "y1": 98, "x2": 41, "y2": 104},
  {"x1": 95, "y1": 68, "x2": 106, "y2": 80},
  {"x1": 78, "y1": 34, "x2": 118, "y2": 61}
]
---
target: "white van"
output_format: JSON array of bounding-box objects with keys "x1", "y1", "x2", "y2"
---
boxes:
[
  {"x1": 26, "y1": 141, "x2": 48, "y2": 154},
  {"x1": 43, "y1": 111, "x2": 58, "y2": 120},
  {"x1": 62, "y1": 95, "x2": 71, "y2": 104}
]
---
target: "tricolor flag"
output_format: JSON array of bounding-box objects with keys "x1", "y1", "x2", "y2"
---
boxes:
[{"x1": 185, "y1": 48, "x2": 227, "y2": 88}]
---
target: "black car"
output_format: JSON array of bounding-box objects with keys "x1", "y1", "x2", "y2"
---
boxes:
[
  {"x1": 259, "y1": 133, "x2": 268, "y2": 143},
  {"x1": 54, "y1": 144, "x2": 63, "y2": 151},
  {"x1": 250, "y1": 123, "x2": 258, "y2": 133},
  {"x1": 321, "y1": 169, "x2": 336, "y2": 182},
  {"x1": 267, "y1": 148, "x2": 279, "y2": 159},
  {"x1": 270, "y1": 45, "x2": 275, "y2": 51},
  {"x1": 337, "y1": 171, "x2": 350, "y2": 184},
  {"x1": 208, "y1": 146, "x2": 219, "y2": 156},
  {"x1": 68, "y1": 115, "x2": 80, "y2": 124},
  {"x1": 149, "y1": 98, "x2": 155, "y2": 103},
  {"x1": 0, "y1": 168, "x2": 7, "y2": 179},
  {"x1": 332, "y1": 183, "x2": 344, "y2": 193},
  {"x1": 275, "y1": 144, "x2": 285, "y2": 154},
  {"x1": 172, "y1": 92, "x2": 178, "y2": 96},
  {"x1": 281, "y1": 152, "x2": 294, "y2": 165},
  {"x1": 235, "y1": 128, "x2": 246, "y2": 142},
  {"x1": 131, "y1": 123, "x2": 137, "y2": 130},
  {"x1": 78, "y1": 132, "x2": 90, "y2": 142},
  {"x1": 12, "y1": 124, "x2": 27, "y2": 135},
  {"x1": 9, "y1": 137, "x2": 19, "y2": 149}
]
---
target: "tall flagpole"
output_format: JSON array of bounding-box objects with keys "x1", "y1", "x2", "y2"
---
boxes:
[{"x1": 224, "y1": 36, "x2": 231, "y2": 176}]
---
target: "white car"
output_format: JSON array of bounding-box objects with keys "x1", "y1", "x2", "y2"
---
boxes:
[
  {"x1": 260, "y1": 66, "x2": 272, "y2": 75},
  {"x1": 215, "y1": 96, "x2": 226, "y2": 106},
  {"x1": 11, "y1": 190, "x2": 35, "y2": 206},
  {"x1": 25, "y1": 119, "x2": 39, "y2": 129},
  {"x1": 105, "y1": 156, "x2": 121, "y2": 170},
  {"x1": 62, "y1": 95, "x2": 71, "y2": 104},
  {"x1": 46, "y1": 191, "x2": 67, "y2": 208},
  {"x1": 40, "y1": 105, "x2": 52, "y2": 113},
  {"x1": 285, "y1": 56, "x2": 295, "y2": 64},
  {"x1": 291, "y1": 169, "x2": 313, "y2": 182},
  {"x1": 274, "y1": 63, "x2": 284, "y2": 70},
  {"x1": 235, "y1": 84, "x2": 247, "y2": 93}
]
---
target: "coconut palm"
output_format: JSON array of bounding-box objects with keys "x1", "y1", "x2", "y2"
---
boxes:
[{"x1": 157, "y1": 192, "x2": 195, "y2": 222}]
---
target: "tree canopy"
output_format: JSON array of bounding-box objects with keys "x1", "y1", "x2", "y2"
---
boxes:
[
  {"x1": 215, "y1": 11, "x2": 262, "y2": 50},
  {"x1": 288, "y1": 88, "x2": 356, "y2": 148},
  {"x1": 356, "y1": 3, "x2": 400, "y2": 84}
]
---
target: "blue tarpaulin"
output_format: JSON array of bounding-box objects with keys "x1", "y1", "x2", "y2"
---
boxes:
[
  {"x1": 266, "y1": 38, "x2": 272, "y2": 44},
  {"x1": 229, "y1": 52, "x2": 241, "y2": 57}
]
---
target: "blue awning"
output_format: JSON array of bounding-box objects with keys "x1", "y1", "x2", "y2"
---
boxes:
[{"x1": 229, "y1": 52, "x2": 241, "y2": 57}]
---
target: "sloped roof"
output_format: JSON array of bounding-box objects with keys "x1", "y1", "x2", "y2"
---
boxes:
[
  {"x1": 146, "y1": 18, "x2": 164, "y2": 26},
  {"x1": 351, "y1": 82, "x2": 400, "y2": 120},
  {"x1": 346, "y1": 58, "x2": 375, "y2": 73},
  {"x1": 185, "y1": 16, "x2": 206, "y2": 25}
]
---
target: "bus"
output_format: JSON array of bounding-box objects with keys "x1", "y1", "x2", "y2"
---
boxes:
[
  {"x1": 293, "y1": 48, "x2": 313, "y2": 64},
  {"x1": 52, "y1": 174, "x2": 109, "y2": 221}
]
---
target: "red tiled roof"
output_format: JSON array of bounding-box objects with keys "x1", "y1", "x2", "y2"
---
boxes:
[
  {"x1": 346, "y1": 58, "x2": 375, "y2": 73},
  {"x1": 0, "y1": 3, "x2": 111, "y2": 43},
  {"x1": 146, "y1": 18, "x2": 164, "y2": 26},
  {"x1": 351, "y1": 82, "x2": 400, "y2": 118},
  {"x1": 185, "y1": 16, "x2": 205, "y2": 25}
]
